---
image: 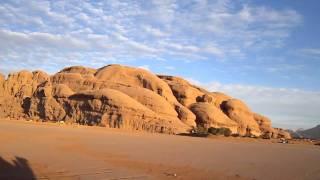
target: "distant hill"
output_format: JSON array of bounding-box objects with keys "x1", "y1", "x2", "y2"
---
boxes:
[{"x1": 296, "y1": 125, "x2": 320, "y2": 140}]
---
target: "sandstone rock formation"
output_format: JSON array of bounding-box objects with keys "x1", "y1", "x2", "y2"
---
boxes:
[
  {"x1": 220, "y1": 99, "x2": 261, "y2": 136},
  {"x1": 0, "y1": 64, "x2": 290, "y2": 137},
  {"x1": 190, "y1": 102, "x2": 238, "y2": 133}
]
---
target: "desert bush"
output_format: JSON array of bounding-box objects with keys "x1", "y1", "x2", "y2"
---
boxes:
[
  {"x1": 195, "y1": 126, "x2": 208, "y2": 134},
  {"x1": 188, "y1": 126, "x2": 209, "y2": 137},
  {"x1": 208, "y1": 127, "x2": 232, "y2": 137},
  {"x1": 232, "y1": 133, "x2": 240, "y2": 137}
]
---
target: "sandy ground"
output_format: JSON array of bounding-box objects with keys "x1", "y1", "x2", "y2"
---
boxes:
[{"x1": 0, "y1": 120, "x2": 319, "y2": 180}]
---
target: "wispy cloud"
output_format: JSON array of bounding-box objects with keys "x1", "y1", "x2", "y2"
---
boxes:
[
  {"x1": 0, "y1": 0, "x2": 302, "y2": 73},
  {"x1": 137, "y1": 65, "x2": 150, "y2": 71},
  {"x1": 299, "y1": 48, "x2": 320, "y2": 59},
  {"x1": 203, "y1": 81, "x2": 320, "y2": 129}
]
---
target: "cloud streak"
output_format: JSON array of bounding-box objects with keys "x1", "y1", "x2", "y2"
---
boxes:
[
  {"x1": 203, "y1": 81, "x2": 320, "y2": 129},
  {"x1": 0, "y1": 0, "x2": 302, "y2": 72}
]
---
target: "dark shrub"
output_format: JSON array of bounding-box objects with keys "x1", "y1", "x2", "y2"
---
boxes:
[
  {"x1": 208, "y1": 127, "x2": 232, "y2": 137},
  {"x1": 187, "y1": 126, "x2": 209, "y2": 137},
  {"x1": 232, "y1": 133, "x2": 240, "y2": 137},
  {"x1": 223, "y1": 128, "x2": 232, "y2": 137},
  {"x1": 195, "y1": 126, "x2": 208, "y2": 134}
]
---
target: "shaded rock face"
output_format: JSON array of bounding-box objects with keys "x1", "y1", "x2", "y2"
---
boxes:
[
  {"x1": 158, "y1": 75, "x2": 204, "y2": 107},
  {"x1": 0, "y1": 73, "x2": 4, "y2": 96},
  {"x1": 0, "y1": 64, "x2": 287, "y2": 137},
  {"x1": 273, "y1": 128, "x2": 292, "y2": 139},
  {"x1": 221, "y1": 99, "x2": 261, "y2": 136},
  {"x1": 253, "y1": 113, "x2": 276, "y2": 138},
  {"x1": 190, "y1": 102, "x2": 238, "y2": 133}
]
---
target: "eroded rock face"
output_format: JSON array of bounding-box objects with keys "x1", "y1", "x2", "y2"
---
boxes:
[
  {"x1": 96, "y1": 65, "x2": 178, "y2": 103},
  {"x1": 273, "y1": 128, "x2": 292, "y2": 139},
  {"x1": 66, "y1": 89, "x2": 189, "y2": 133},
  {"x1": 0, "y1": 64, "x2": 286, "y2": 137},
  {"x1": 221, "y1": 99, "x2": 261, "y2": 136},
  {"x1": 59, "y1": 66, "x2": 96, "y2": 76},
  {"x1": 158, "y1": 75, "x2": 205, "y2": 107},
  {"x1": 190, "y1": 102, "x2": 238, "y2": 133},
  {"x1": 28, "y1": 81, "x2": 66, "y2": 121},
  {"x1": 210, "y1": 92, "x2": 232, "y2": 108},
  {"x1": 0, "y1": 73, "x2": 4, "y2": 96}
]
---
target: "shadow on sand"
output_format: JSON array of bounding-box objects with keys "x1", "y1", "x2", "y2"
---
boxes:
[
  {"x1": 177, "y1": 133, "x2": 209, "y2": 138},
  {"x1": 0, "y1": 156, "x2": 36, "y2": 180}
]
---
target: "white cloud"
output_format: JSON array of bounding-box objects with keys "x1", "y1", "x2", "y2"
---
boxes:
[
  {"x1": 164, "y1": 66, "x2": 175, "y2": 70},
  {"x1": 299, "y1": 48, "x2": 320, "y2": 59},
  {"x1": 203, "y1": 45, "x2": 225, "y2": 57},
  {"x1": 137, "y1": 65, "x2": 150, "y2": 71},
  {"x1": 0, "y1": 0, "x2": 302, "y2": 70},
  {"x1": 202, "y1": 82, "x2": 320, "y2": 130},
  {"x1": 0, "y1": 29, "x2": 88, "y2": 51},
  {"x1": 143, "y1": 25, "x2": 169, "y2": 37}
]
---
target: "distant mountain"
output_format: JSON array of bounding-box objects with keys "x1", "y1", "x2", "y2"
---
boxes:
[
  {"x1": 296, "y1": 125, "x2": 320, "y2": 140},
  {"x1": 286, "y1": 129, "x2": 303, "y2": 139}
]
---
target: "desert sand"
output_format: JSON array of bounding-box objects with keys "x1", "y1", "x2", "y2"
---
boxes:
[{"x1": 1, "y1": 119, "x2": 319, "y2": 180}]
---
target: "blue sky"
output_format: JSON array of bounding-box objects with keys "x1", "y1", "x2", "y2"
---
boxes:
[{"x1": 0, "y1": 0, "x2": 319, "y2": 129}]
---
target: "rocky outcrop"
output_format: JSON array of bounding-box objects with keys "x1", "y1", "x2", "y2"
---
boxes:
[
  {"x1": 273, "y1": 128, "x2": 292, "y2": 139},
  {"x1": 210, "y1": 92, "x2": 232, "y2": 108},
  {"x1": 158, "y1": 75, "x2": 205, "y2": 107},
  {"x1": 0, "y1": 64, "x2": 288, "y2": 137},
  {"x1": 221, "y1": 99, "x2": 261, "y2": 136},
  {"x1": 59, "y1": 66, "x2": 96, "y2": 76},
  {"x1": 0, "y1": 73, "x2": 4, "y2": 96},
  {"x1": 102, "y1": 85, "x2": 196, "y2": 126},
  {"x1": 96, "y1": 65, "x2": 177, "y2": 103},
  {"x1": 254, "y1": 113, "x2": 273, "y2": 135},
  {"x1": 190, "y1": 102, "x2": 238, "y2": 133},
  {"x1": 66, "y1": 89, "x2": 188, "y2": 133}
]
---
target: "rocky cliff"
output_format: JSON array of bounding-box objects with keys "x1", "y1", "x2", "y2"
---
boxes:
[{"x1": 0, "y1": 64, "x2": 289, "y2": 138}]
